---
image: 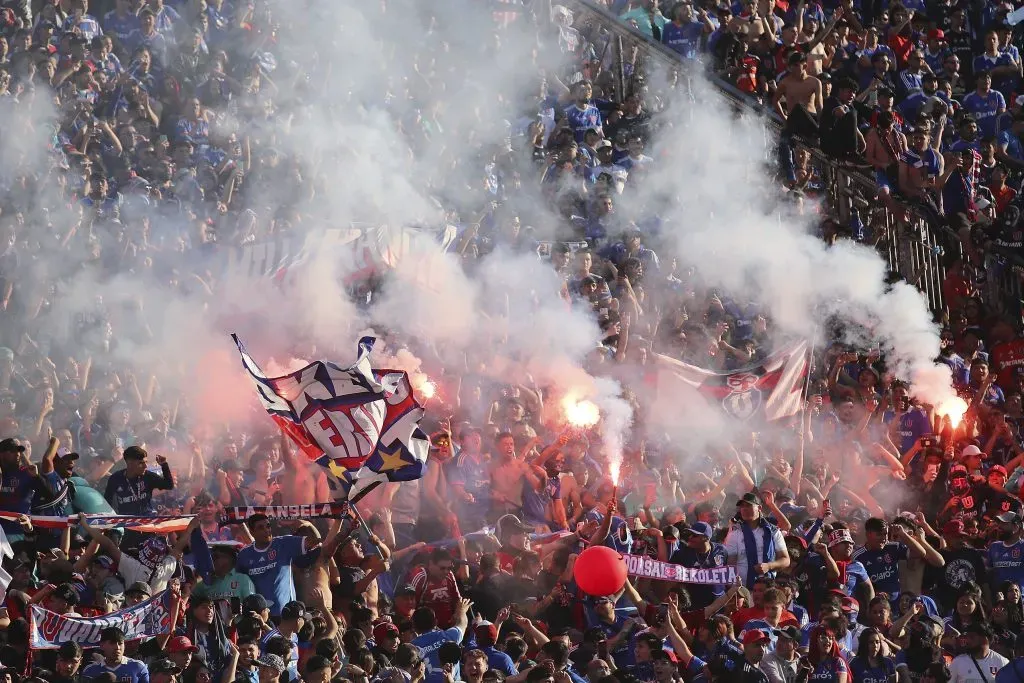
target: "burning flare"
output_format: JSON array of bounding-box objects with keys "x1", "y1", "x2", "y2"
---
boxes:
[
  {"x1": 412, "y1": 374, "x2": 437, "y2": 400},
  {"x1": 609, "y1": 460, "x2": 621, "y2": 486},
  {"x1": 937, "y1": 396, "x2": 969, "y2": 428},
  {"x1": 563, "y1": 397, "x2": 600, "y2": 429}
]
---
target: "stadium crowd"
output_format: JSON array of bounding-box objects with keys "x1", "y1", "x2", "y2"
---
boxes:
[{"x1": 6, "y1": 2, "x2": 1024, "y2": 683}]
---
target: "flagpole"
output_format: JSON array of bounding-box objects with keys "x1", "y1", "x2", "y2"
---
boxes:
[{"x1": 797, "y1": 330, "x2": 818, "y2": 479}]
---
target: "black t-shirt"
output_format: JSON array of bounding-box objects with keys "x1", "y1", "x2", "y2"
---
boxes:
[{"x1": 924, "y1": 546, "x2": 988, "y2": 611}]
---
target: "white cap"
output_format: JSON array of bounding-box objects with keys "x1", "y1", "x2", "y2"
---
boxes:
[{"x1": 961, "y1": 444, "x2": 983, "y2": 459}]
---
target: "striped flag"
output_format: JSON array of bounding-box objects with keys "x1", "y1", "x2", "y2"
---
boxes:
[
  {"x1": 654, "y1": 340, "x2": 810, "y2": 421},
  {"x1": 232, "y1": 335, "x2": 430, "y2": 498},
  {"x1": 0, "y1": 512, "x2": 194, "y2": 534}
]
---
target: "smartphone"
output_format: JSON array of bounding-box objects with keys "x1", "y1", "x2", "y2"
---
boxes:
[
  {"x1": 658, "y1": 603, "x2": 669, "y2": 621},
  {"x1": 230, "y1": 597, "x2": 241, "y2": 616},
  {"x1": 598, "y1": 640, "x2": 609, "y2": 658},
  {"x1": 921, "y1": 436, "x2": 935, "y2": 448}
]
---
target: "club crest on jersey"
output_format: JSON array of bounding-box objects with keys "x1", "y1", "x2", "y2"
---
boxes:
[{"x1": 723, "y1": 373, "x2": 762, "y2": 420}]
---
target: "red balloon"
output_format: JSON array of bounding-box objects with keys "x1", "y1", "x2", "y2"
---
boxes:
[{"x1": 573, "y1": 545, "x2": 628, "y2": 596}]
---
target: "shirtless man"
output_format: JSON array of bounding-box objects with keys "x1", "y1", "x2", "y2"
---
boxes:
[
  {"x1": 775, "y1": 51, "x2": 823, "y2": 119},
  {"x1": 865, "y1": 110, "x2": 907, "y2": 207}
]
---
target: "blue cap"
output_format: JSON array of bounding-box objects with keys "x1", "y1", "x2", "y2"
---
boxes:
[{"x1": 686, "y1": 522, "x2": 713, "y2": 538}]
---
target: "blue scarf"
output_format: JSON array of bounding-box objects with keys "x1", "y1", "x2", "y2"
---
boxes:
[{"x1": 740, "y1": 518, "x2": 777, "y2": 587}]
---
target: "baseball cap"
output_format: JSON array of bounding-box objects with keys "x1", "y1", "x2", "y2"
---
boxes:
[
  {"x1": 395, "y1": 584, "x2": 417, "y2": 598},
  {"x1": 497, "y1": 514, "x2": 533, "y2": 537},
  {"x1": 774, "y1": 626, "x2": 801, "y2": 641},
  {"x1": 928, "y1": 28, "x2": 945, "y2": 40},
  {"x1": 281, "y1": 600, "x2": 307, "y2": 621},
  {"x1": 125, "y1": 581, "x2": 151, "y2": 597},
  {"x1": 963, "y1": 622, "x2": 993, "y2": 638},
  {"x1": 254, "y1": 655, "x2": 286, "y2": 673},
  {"x1": 737, "y1": 492, "x2": 762, "y2": 507},
  {"x1": 742, "y1": 630, "x2": 771, "y2": 645},
  {"x1": 372, "y1": 622, "x2": 400, "y2": 642},
  {"x1": 684, "y1": 522, "x2": 713, "y2": 538},
  {"x1": 55, "y1": 449, "x2": 80, "y2": 461},
  {"x1": 990, "y1": 465, "x2": 1009, "y2": 477},
  {"x1": 167, "y1": 636, "x2": 199, "y2": 653},
  {"x1": 841, "y1": 596, "x2": 860, "y2": 614},
  {"x1": 961, "y1": 445, "x2": 983, "y2": 459},
  {"x1": 150, "y1": 660, "x2": 182, "y2": 676},
  {"x1": 475, "y1": 621, "x2": 499, "y2": 643},
  {"x1": 243, "y1": 594, "x2": 272, "y2": 612},
  {"x1": 92, "y1": 555, "x2": 115, "y2": 571},
  {"x1": 594, "y1": 139, "x2": 612, "y2": 150},
  {"x1": 220, "y1": 460, "x2": 243, "y2": 472},
  {"x1": 53, "y1": 583, "x2": 79, "y2": 605},
  {"x1": 997, "y1": 511, "x2": 1021, "y2": 524},
  {"x1": 828, "y1": 528, "x2": 855, "y2": 547},
  {"x1": 0, "y1": 438, "x2": 25, "y2": 453}
]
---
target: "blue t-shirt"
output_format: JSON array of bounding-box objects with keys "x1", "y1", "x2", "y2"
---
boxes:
[
  {"x1": 988, "y1": 539, "x2": 1024, "y2": 590},
  {"x1": 852, "y1": 543, "x2": 909, "y2": 597},
  {"x1": 849, "y1": 656, "x2": 895, "y2": 683},
  {"x1": 412, "y1": 627, "x2": 463, "y2": 673},
  {"x1": 962, "y1": 90, "x2": 1006, "y2": 138},
  {"x1": 0, "y1": 467, "x2": 42, "y2": 534},
  {"x1": 662, "y1": 20, "x2": 703, "y2": 58},
  {"x1": 236, "y1": 535, "x2": 307, "y2": 617},
  {"x1": 82, "y1": 658, "x2": 150, "y2": 683},
  {"x1": 995, "y1": 659, "x2": 1024, "y2": 683}
]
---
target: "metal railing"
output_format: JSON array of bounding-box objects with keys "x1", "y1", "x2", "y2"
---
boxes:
[{"x1": 563, "y1": 0, "x2": 1024, "y2": 322}]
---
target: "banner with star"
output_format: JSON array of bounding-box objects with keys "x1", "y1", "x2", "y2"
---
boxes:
[{"x1": 231, "y1": 335, "x2": 430, "y2": 499}]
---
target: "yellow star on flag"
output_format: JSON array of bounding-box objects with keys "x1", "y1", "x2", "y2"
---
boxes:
[{"x1": 376, "y1": 446, "x2": 409, "y2": 473}]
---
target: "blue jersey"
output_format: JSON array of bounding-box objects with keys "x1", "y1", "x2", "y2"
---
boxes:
[
  {"x1": 685, "y1": 656, "x2": 710, "y2": 683},
  {"x1": 852, "y1": 543, "x2": 909, "y2": 598},
  {"x1": 741, "y1": 620, "x2": 780, "y2": 651},
  {"x1": 562, "y1": 104, "x2": 603, "y2": 142},
  {"x1": 661, "y1": 20, "x2": 703, "y2": 58},
  {"x1": 892, "y1": 409, "x2": 931, "y2": 454},
  {"x1": 963, "y1": 90, "x2": 1006, "y2": 138},
  {"x1": 849, "y1": 656, "x2": 896, "y2": 683},
  {"x1": 0, "y1": 467, "x2": 44, "y2": 534},
  {"x1": 988, "y1": 539, "x2": 1024, "y2": 589},
  {"x1": 412, "y1": 627, "x2": 463, "y2": 673},
  {"x1": 236, "y1": 535, "x2": 307, "y2": 616},
  {"x1": 103, "y1": 10, "x2": 140, "y2": 47},
  {"x1": 810, "y1": 657, "x2": 848, "y2": 683},
  {"x1": 104, "y1": 464, "x2": 173, "y2": 515},
  {"x1": 32, "y1": 471, "x2": 74, "y2": 517},
  {"x1": 82, "y1": 658, "x2": 150, "y2": 683}
]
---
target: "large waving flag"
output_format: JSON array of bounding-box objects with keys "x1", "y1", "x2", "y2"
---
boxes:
[
  {"x1": 232, "y1": 335, "x2": 430, "y2": 497},
  {"x1": 654, "y1": 340, "x2": 810, "y2": 421}
]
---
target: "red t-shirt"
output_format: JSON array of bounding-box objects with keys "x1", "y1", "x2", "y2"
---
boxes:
[
  {"x1": 992, "y1": 338, "x2": 1024, "y2": 388},
  {"x1": 729, "y1": 606, "x2": 799, "y2": 630},
  {"x1": 409, "y1": 566, "x2": 462, "y2": 628}
]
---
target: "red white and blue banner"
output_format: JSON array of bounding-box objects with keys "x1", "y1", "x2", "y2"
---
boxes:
[
  {"x1": 231, "y1": 335, "x2": 429, "y2": 497},
  {"x1": 29, "y1": 590, "x2": 173, "y2": 649},
  {"x1": 0, "y1": 512, "x2": 193, "y2": 534},
  {"x1": 654, "y1": 340, "x2": 809, "y2": 422}
]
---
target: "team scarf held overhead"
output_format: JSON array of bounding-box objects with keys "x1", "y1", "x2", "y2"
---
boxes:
[
  {"x1": 231, "y1": 335, "x2": 430, "y2": 498},
  {"x1": 0, "y1": 512, "x2": 193, "y2": 534},
  {"x1": 220, "y1": 501, "x2": 352, "y2": 525}
]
